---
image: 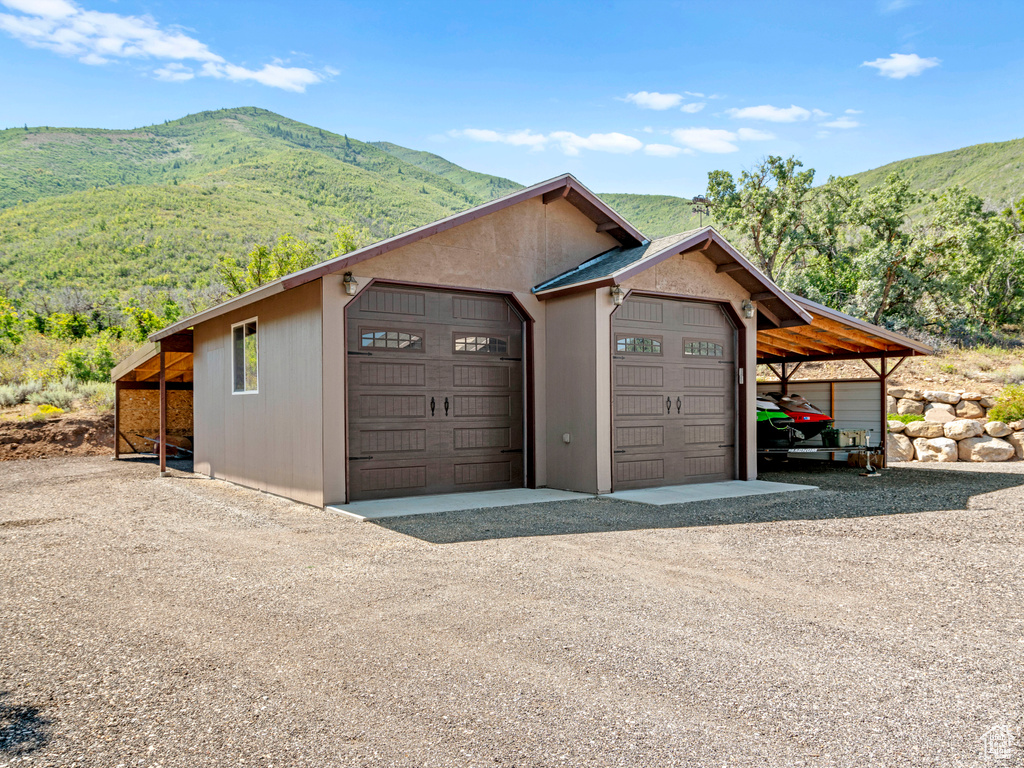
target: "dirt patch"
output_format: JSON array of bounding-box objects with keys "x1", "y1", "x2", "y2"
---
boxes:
[{"x1": 0, "y1": 413, "x2": 113, "y2": 461}]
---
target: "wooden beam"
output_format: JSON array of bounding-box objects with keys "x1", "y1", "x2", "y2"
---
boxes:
[
  {"x1": 542, "y1": 186, "x2": 570, "y2": 205},
  {"x1": 114, "y1": 380, "x2": 120, "y2": 460},
  {"x1": 785, "y1": 325, "x2": 869, "y2": 353},
  {"x1": 757, "y1": 343, "x2": 790, "y2": 359},
  {"x1": 750, "y1": 291, "x2": 775, "y2": 301},
  {"x1": 595, "y1": 221, "x2": 619, "y2": 232},
  {"x1": 862, "y1": 358, "x2": 882, "y2": 377},
  {"x1": 756, "y1": 334, "x2": 812, "y2": 356},
  {"x1": 716, "y1": 262, "x2": 745, "y2": 273},
  {"x1": 763, "y1": 363, "x2": 783, "y2": 380},
  {"x1": 159, "y1": 344, "x2": 167, "y2": 476},
  {"x1": 886, "y1": 356, "x2": 908, "y2": 379},
  {"x1": 810, "y1": 316, "x2": 890, "y2": 350},
  {"x1": 699, "y1": 237, "x2": 713, "y2": 252},
  {"x1": 762, "y1": 328, "x2": 835, "y2": 355},
  {"x1": 756, "y1": 302, "x2": 782, "y2": 328}
]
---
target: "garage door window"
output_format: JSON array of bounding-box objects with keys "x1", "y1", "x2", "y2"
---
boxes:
[
  {"x1": 684, "y1": 340, "x2": 724, "y2": 357},
  {"x1": 454, "y1": 335, "x2": 507, "y2": 354},
  {"x1": 616, "y1": 335, "x2": 662, "y2": 355},
  {"x1": 232, "y1": 318, "x2": 258, "y2": 394},
  {"x1": 361, "y1": 330, "x2": 423, "y2": 350}
]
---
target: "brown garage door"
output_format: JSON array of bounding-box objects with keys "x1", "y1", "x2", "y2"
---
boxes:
[
  {"x1": 612, "y1": 296, "x2": 736, "y2": 490},
  {"x1": 346, "y1": 285, "x2": 524, "y2": 500}
]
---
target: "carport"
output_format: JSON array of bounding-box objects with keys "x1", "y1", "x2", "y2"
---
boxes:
[
  {"x1": 756, "y1": 296, "x2": 932, "y2": 466},
  {"x1": 109, "y1": 331, "x2": 194, "y2": 474}
]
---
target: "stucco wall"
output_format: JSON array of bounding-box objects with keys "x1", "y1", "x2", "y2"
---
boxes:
[
  {"x1": 319, "y1": 196, "x2": 617, "y2": 504},
  {"x1": 193, "y1": 280, "x2": 324, "y2": 507},
  {"x1": 619, "y1": 248, "x2": 758, "y2": 481}
]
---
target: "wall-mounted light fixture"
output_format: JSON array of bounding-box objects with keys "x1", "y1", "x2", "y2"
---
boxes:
[
  {"x1": 741, "y1": 299, "x2": 755, "y2": 319},
  {"x1": 343, "y1": 272, "x2": 358, "y2": 296},
  {"x1": 610, "y1": 284, "x2": 625, "y2": 306}
]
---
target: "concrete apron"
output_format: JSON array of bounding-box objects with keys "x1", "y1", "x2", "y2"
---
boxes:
[{"x1": 327, "y1": 480, "x2": 816, "y2": 520}]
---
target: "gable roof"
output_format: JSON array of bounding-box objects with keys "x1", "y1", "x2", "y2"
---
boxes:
[
  {"x1": 532, "y1": 226, "x2": 812, "y2": 327},
  {"x1": 152, "y1": 174, "x2": 643, "y2": 341}
]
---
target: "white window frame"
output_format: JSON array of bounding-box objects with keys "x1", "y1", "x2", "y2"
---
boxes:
[{"x1": 231, "y1": 317, "x2": 259, "y2": 395}]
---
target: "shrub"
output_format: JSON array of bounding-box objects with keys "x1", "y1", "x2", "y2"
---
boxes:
[
  {"x1": 78, "y1": 381, "x2": 114, "y2": 411},
  {"x1": 0, "y1": 380, "x2": 41, "y2": 407},
  {"x1": 988, "y1": 384, "x2": 1024, "y2": 424},
  {"x1": 1002, "y1": 364, "x2": 1024, "y2": 386},
  {"x1": 888, "y1": 412, "x2": 926, "y2": 424},
  {"x1": 27, "y1": 381, "x2": 77, "y2": 410}
]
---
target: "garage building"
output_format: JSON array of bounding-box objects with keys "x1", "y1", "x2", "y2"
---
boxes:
[{"x1": 111, "y1": 174, "x2": 930, "y2": 507}]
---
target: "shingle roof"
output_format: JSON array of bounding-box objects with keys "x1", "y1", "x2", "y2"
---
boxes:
[{"x1": 533, "y1": 229, "x2": 704, "y2": 293}]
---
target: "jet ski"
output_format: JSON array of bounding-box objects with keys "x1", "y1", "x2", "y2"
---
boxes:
[
  {"x1": 763, "y1": 392, "x2": 834, "y2": 443},
  {"x1": 756, "y1": 397, "x2": 795, "y2": 448}
]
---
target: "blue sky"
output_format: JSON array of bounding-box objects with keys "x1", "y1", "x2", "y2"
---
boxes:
[{"x1": 2, "y1": 0, "x2": 1022, "y2": 196}]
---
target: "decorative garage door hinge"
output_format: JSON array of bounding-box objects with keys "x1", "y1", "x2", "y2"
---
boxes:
[
  {"x1": 349, "y1": 456, "x2": 375, "y2": 461},
  {"x1": 348, "y1": 351, "x2": 373, "y2": 356},
  {"x1": 500, "y1": 448, "x2": 523, "y2": 453},
  {"x1": 500, "y1": 357, "x2": 522, "y2": 361}
]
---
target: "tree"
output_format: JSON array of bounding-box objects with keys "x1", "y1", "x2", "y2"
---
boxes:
[
  {"x1": 707, "y1": 155, "x2": 815, "y2": 282},
  {"x1": 218, "y1": 234, "x2": 322, "y2": 297},
  {"x1": 0, "y1": 297, "x2": 23, "y2": 351}
]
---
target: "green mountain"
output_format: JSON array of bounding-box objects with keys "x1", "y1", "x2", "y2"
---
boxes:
[
  {"x1": 848, "y1": 137, "x2": 1024, "y2": 209},
  {"x1": 0, "y1": 107, "x2": 699, "y2": 300}
]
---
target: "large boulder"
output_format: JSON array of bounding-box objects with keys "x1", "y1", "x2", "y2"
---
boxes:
[
  {"x1": 886, "y1": 395, "x2": 898, "y2": 414},
  {"x1": 960, "y1": 392, "x2": 984, "y2": 401},
  {"x1": 890, "y1": 387, "x2": 924, "y2": 400},
  {"x1": 887, "y1": 420, "x2": 906, "y2": 433},
  {"x1": 985, "y1": 421, "x2": 1012, "y2": 438},
  {"x1": 923, "y1": 390, "x2": 961, "y2": 405},
  {"x1": 897, "y1": 398, "x2": 925, "y2": 416},
  {"x1": 955, "y1": 399, "x2": 986, "y2": 419},
  {"x1": 904, "y1": 421, "x2": 945, "y2": 439},
  {"x1": 980, "y1": 396, "x2": 997, "y2": 409},
  {"x1": 1009, "y1": 420, "x2": 1024, "y2": 432},
  {"x1": 944, "y1": 419, "x2": 985, "y2": 440},
  {"x1": 958, "y1": 436, "x2": 1016, "y2": 462},
  {"x1": 892, "y1": 387, "x2": 925, "y2": 399},
  {"x1": 924, "y1": 403, "x2": 956, "y2": 423},
  {"x1": 1007, "y1": 431, "x2": 1024, "y2": 459},
  {"x1": 887, "y1": 433, "x2": 915, "y2": 462},
  {"x1": 914, "y1": 437, "x2": 959, "y2": 462}
]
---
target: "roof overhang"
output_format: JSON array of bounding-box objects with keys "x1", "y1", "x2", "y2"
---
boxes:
[
  {"x1": 756, "y1": 296, "x2": 933, "y2": 363},
  {"x1": 533, "y1": 227, "x2": 813, "y2": 328},
  {"x1": 152, "y1": 174, "x2": 642, "y2": 342},
  {"x1": 111, "y1": 331, "x2": 194, "y2": 383}
]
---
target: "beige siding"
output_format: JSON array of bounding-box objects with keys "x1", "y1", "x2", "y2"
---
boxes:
[
  {"x1": 543, "y1": 291, "x2": 600, "y2": 493},
  {"x1": 194, "y1": 280, "x2": 324, "y2": 507},
  {"x1": 320, "y1": 196, "x2": 613, "y2": 504}
]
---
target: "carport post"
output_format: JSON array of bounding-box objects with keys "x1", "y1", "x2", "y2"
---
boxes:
[
  {"x1": 113, "y1": 380, "x2": 120, "y2": 460},
  {"x1": 159, "y1": 343, "x2": 168, "y2": 477}
]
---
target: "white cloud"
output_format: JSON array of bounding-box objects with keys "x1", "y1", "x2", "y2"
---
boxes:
[
  {"x1": 862, "y1": 52, "x2": 940, "y2": 79},
  {"x1": 880, "y1": 0, "x2": 914, "y2": 12},
  {"x1": 643, "y1": 143, "x2": 682, "y2": 157},
  {"x1": 623, "y1": 91, "x2": 683, "y2": 110},
  {"x1": 153, "y1": 62, "x2": 192, "y2": 82},
  {"x1": 550, "y1": 131, "x2": 644, "y2": 156},
  {"x1": 684, "y1": 90, "x2": 704, "y2": 98},
  {"x1": 845, "y1": 108, "x2": 863, "y2": 114},
  {"x1": 726, "y1": 104, "x2": 812, "y2": 122},
  {"x1": 822, "y1": 116, "x2": 860, "y2": 129},
  {"x1": 448, "y1": 128, "x2": 547, "y2": 149},
  {"x1": 737, "y1": 127, "x2": 775, "y2": 141},
  {"x1": 811, "y1": 108, "x2": 831, "y2": 119},
  {"x1": 450, "y1": 127, "x2": 645, "y2": 156},
  {"x1": 680, "y1": 102, "x2": 705, "y2": 113},
  {"x1": 0, "y1": 0, "x2": 327, "y2": 91},
  {"x1": 670, "y1": 127, "x2": 739, "y2": 154}
]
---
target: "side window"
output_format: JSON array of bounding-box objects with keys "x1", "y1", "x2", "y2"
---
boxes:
[
  {"x1": 616, "y1": 335, "x2": 663, "y2": 355},
  {"x1": 684, "y1": 340, "x2": 724, "y2": 357},
  {"x1": 361, "y1": 330, "x2": 423, "y2": 350},
  {"x1": 232, "y1": 319, "x2": 258, "y2": 393},
  {"x1": 454, "y1": 335, "x2": 507, "y2": 354}
]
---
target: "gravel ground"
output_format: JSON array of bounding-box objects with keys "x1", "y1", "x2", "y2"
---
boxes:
[{"x1": 1, "y1": 457, "x2": 1023, "y2": 767}]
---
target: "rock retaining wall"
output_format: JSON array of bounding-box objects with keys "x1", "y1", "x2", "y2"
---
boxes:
[{"x1": 886, "y1": 388, "x2": 1022, "y2": 463}]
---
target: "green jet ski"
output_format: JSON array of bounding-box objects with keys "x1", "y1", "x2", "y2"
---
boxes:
[{"x1": 757, "y1": 397, "x2": 796, "y2": 448}]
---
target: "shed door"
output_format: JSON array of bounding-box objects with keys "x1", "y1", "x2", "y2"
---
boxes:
[
  {"x1": 346, "y1": 285, "x2": 524, "y2": 500},
  {"x1": 612, "y1": 296, "x2": 736, "y2": 490}
]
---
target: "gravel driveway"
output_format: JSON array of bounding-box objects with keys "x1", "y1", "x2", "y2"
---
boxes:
[{"x1": 1, "y1": 457, "x2": 1023, "y2": 767}]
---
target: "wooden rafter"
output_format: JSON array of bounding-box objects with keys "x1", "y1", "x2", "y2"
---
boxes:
[{"x1": 761, "y1": 328, "x2": 836, "y2": 355}]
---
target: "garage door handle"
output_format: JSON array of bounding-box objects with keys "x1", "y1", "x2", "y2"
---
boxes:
[
  {"x1": 444, "y1": 397, "x2": 450, "y2": 416},
  {"x1": 666, "y1": 397, "x2": 672, "y2": 414},
  {"x1": 430, "y1": 397, "x2": 436, "y2": 416},
  {"x1": 676, "y1": 397, "x2": 682, "y2": 414}
]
